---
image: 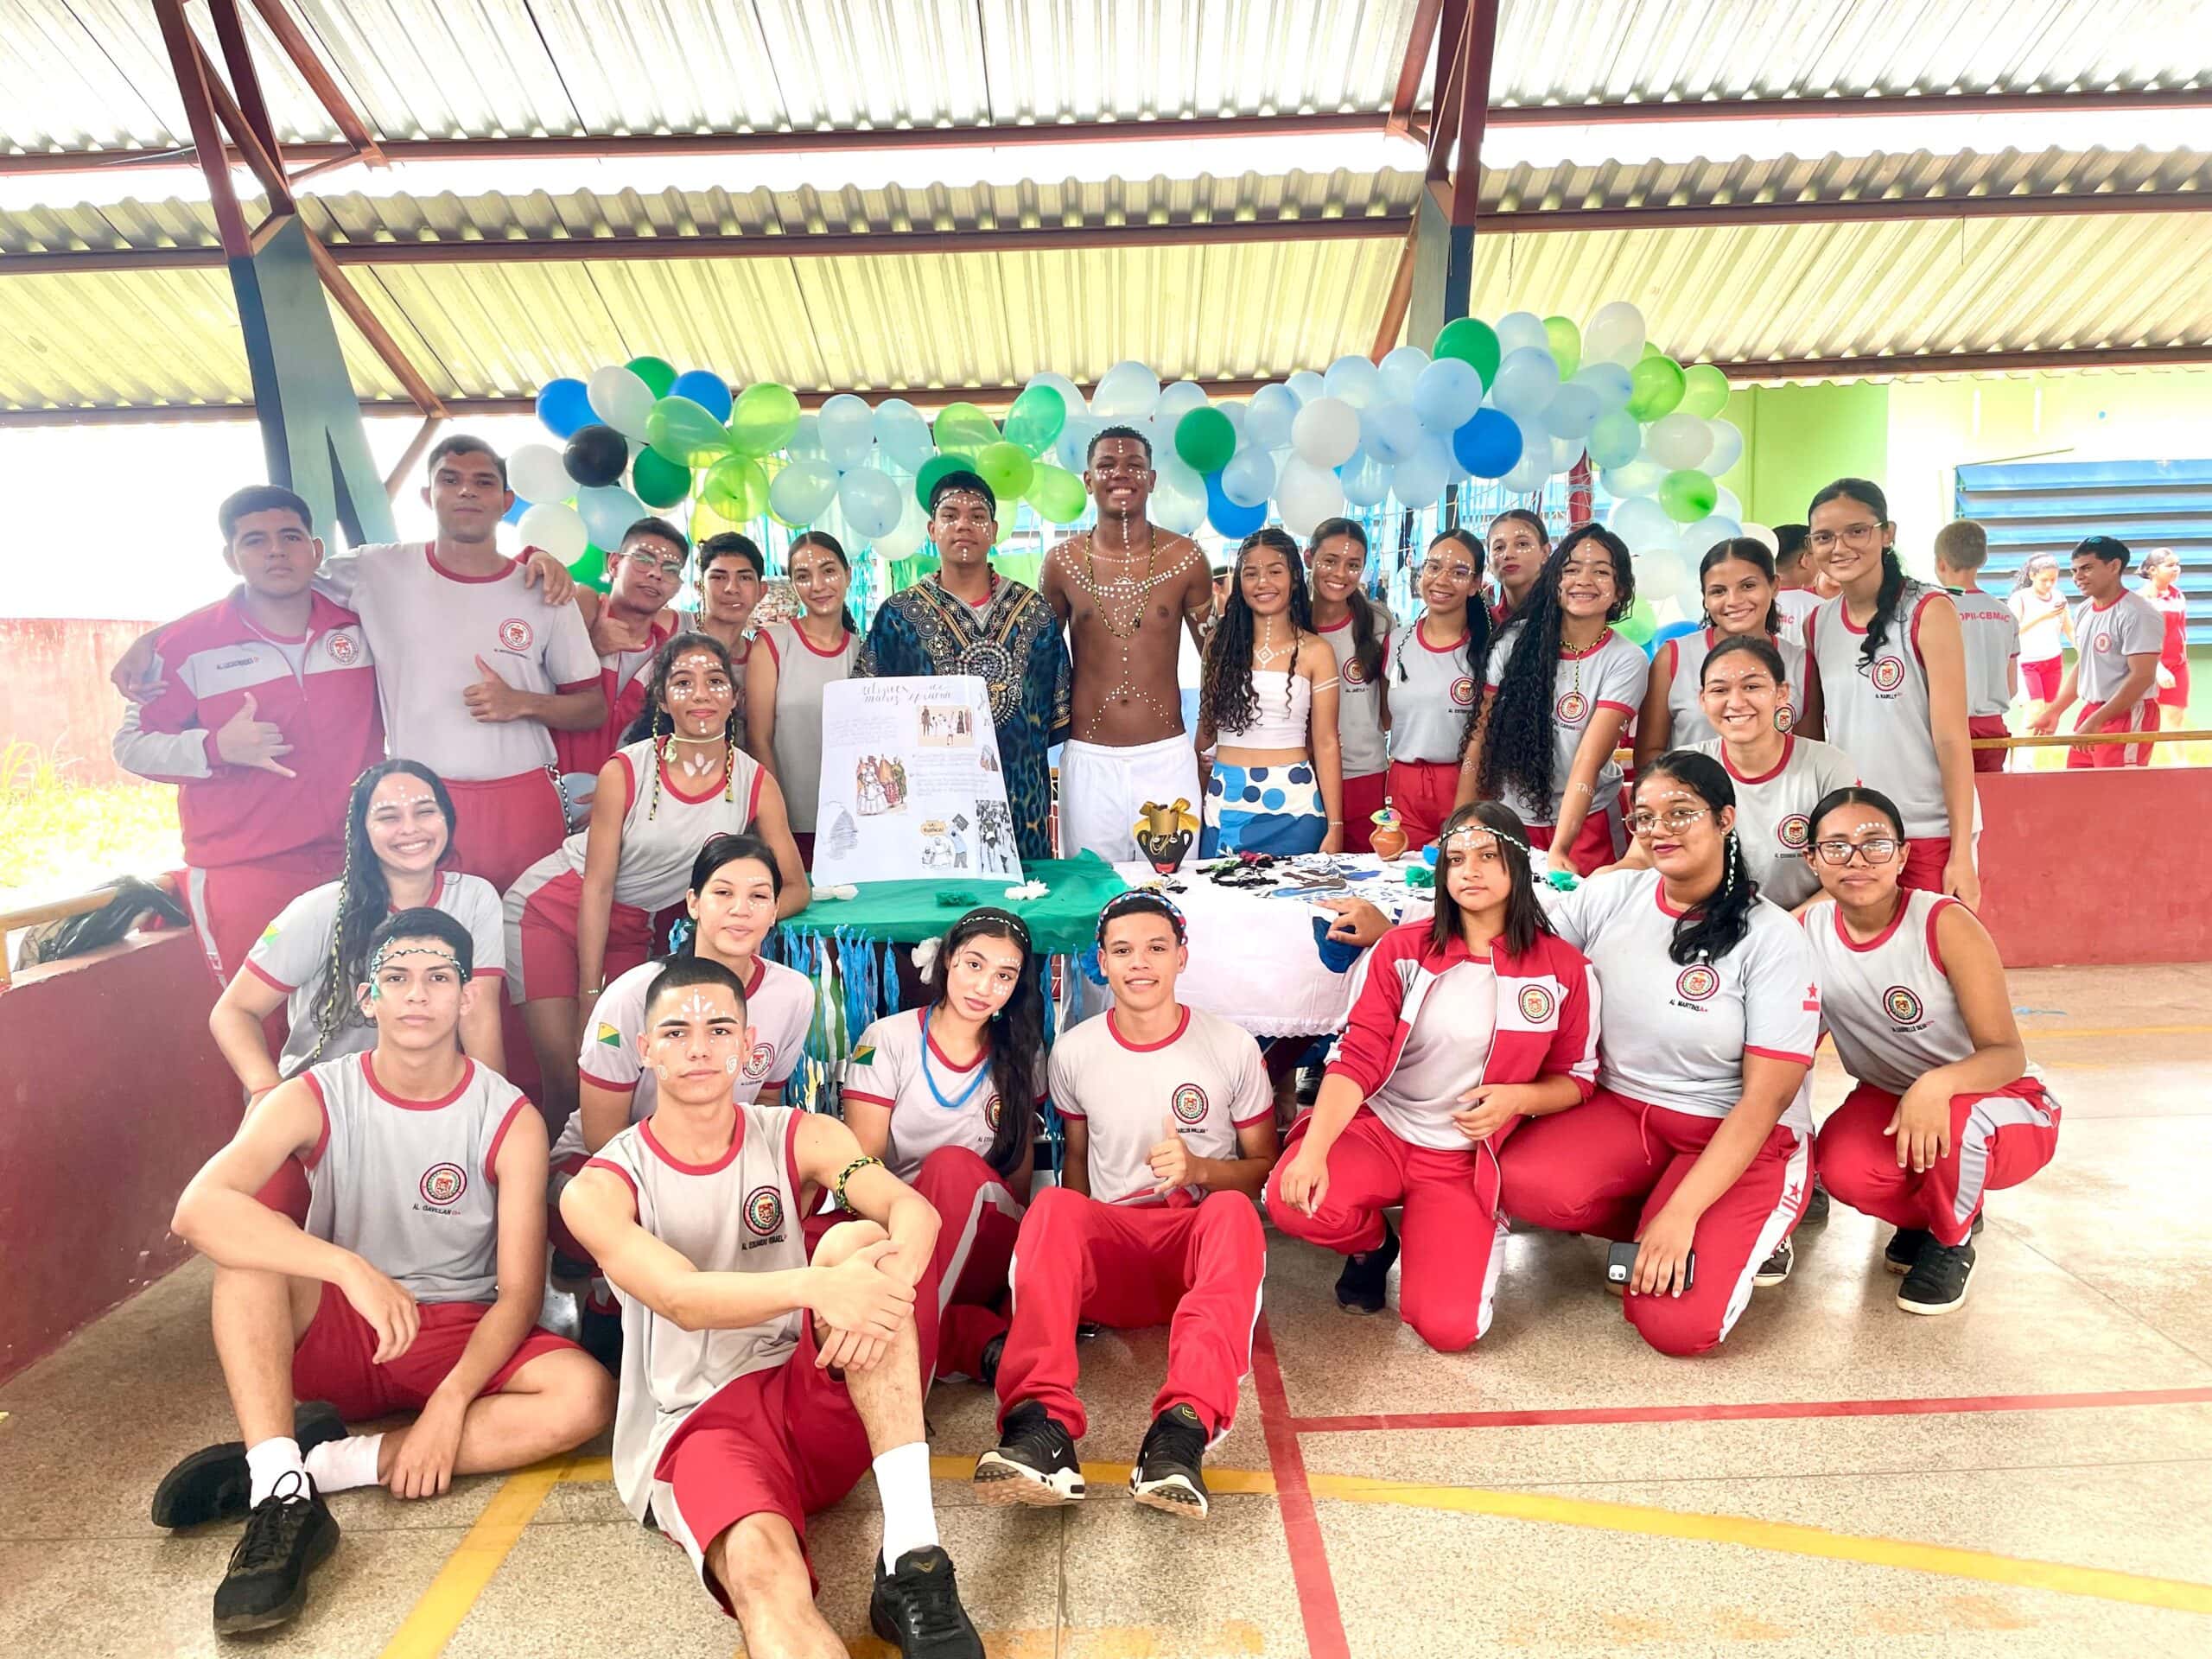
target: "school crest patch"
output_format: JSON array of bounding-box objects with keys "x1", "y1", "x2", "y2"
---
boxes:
[
  {"x1": 419, "y1": 1162, "x2": 467, "y2": 1208},
  {"x1": 741, "y1": 1040, "x2": 775, "y2": 1082},
  {"x1": 1170, "y1": 1083, "x2": 1209, "y2": 1125},
  {"x1": 499, "y1": 617, "x2": 535, "y2": 653},
  {"x1": 742, "y1": 1184, "x2": 785, "y2": 1237},
  {"x1": 1884, "y1": 985, "x2": 1925, "y2": 1027},
  {"x1": 1869, "y1": 655, "x2": 1906, "y2": 693},
  {"x1": 1675, "y1": 964, "x2": 1720, "y2": 1003}
]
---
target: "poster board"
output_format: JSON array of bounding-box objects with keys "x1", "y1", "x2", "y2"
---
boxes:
[{"x1": 811, "y1": 675, "x2": 1023, "y2": 884}]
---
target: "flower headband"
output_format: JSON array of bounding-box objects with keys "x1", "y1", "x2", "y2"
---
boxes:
[{"x1": 1094, "y1": 890, "x2": 1188, "y2": 948}]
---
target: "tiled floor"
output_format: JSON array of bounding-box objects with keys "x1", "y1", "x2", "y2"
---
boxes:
[{"x1": 3, "y1": 963, "x2": 2208, "y2": 1657}]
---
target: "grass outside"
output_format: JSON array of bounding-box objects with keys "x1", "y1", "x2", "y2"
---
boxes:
[{"x1": 0, "y1": 739, "x2": 181, "y2": 919}]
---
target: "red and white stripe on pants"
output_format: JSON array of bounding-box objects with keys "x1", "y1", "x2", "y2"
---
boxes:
[
  {"x1": 505, "y1": 865, "x2": 655, "y2": 1002},
  {"x1": 1497, "y1": 1089, "x2": 1808, "y2": 1357},
  {"x1": 181, "y1": 851, "x2": 332, "y2": 983},
  {"x1": 1815, "y1": 1077, "x2": 2059, "y2": 1247},
  {"x1": 998, "y1": 1186, "x2": 1265, "y2": 1440},
  {"x1": 1267, "y1": 1108, "x2": 1509, "y2": 1353},
  {"x1": 908, "y1": 1145, "x2": 1024, "y2": 1382},
  {"x1": 2067, "y1": 699, "x2": 2158, "y2": 770}
]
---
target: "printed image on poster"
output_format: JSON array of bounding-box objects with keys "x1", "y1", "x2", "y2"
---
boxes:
[{"x1": 814, "y1": 675, "x2": 1022, "y2": 884}]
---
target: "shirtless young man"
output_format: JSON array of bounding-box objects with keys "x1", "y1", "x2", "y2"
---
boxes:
[{"x1": 1041, "y1": 428, "x2": 1216, "y2": 862}]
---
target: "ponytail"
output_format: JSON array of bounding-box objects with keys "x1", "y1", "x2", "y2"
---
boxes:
[{"x1": 1641, "y1": 750, "x2": 1760, "y2": 965}]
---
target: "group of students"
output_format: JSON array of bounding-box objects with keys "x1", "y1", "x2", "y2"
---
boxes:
[{"x1": 118, "y1": 439, "x2": 2091, "y2": 1656}]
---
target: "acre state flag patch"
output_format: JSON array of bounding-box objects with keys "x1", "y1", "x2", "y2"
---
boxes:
[{"x1": 595, "y1": 1022, "x2": 622, "y2": 1047}]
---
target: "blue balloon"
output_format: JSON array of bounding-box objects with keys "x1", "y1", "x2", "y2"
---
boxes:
[
  {"x1": 1451, "y1": 407, "x2": 1523, "y2": 479},
  {"x1": 1653, "y1": 620, "x2": 1702, "y2": 652},
  {"x1": 669, "y1": 370, "x2": 733, "y2": 422},
  {"x1": 1205, "y1": 469, "x2": 1265, "y2": 539},
  {"x1": 536, "y1": 377, "x2": 594, "y2": 439},
  {"x1": 501, "y1": 497, "x2": 529, "y2": 525}
]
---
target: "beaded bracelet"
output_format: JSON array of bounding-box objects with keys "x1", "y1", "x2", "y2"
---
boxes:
[{"x1": 835, "y1": 1154, "x2": 884, "y2": 1212}]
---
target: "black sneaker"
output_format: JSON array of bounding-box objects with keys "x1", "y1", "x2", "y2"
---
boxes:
[
  {"x1": 868, "y1": 1545, "x2": 984, "y2": 1658},
  {"x1": 212, "y1": 1471, "x2": 339, "y2": 1636},
  {"x1": 153, "y1": 1402, "x2": 346, "y2": 1529},
  {"x1": 976, "y1": 1332, "x2": 1005, "y2": 1390},
  {"x1": 1333, "y1": 1217, "x2": 1399, "y2": 1314},
  {"x1": 1885, "y1": 1211, "x2": 1982, "y2": 1275},
  {"x1": 1129, "y1": 1403, "x2": 1211, "y2": 1520},
  {"x1": 1897, "y1": 1236, "x2": 1976, "y2": 1316},
  {"x1": 1753, "y1": 1236, "x2": 1794, "y2": 1287},
  {"x1": 1801, "y1": 1180, "x2": 1832, "y2": 1226},
  {"x1": 973, "y1": 1402, "x2": 1084, "y2": 1506}
]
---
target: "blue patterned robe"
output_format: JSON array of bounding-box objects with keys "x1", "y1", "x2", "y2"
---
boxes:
[{"x1": 855, "y1": 576, "x2": 1071, "y2": 861}]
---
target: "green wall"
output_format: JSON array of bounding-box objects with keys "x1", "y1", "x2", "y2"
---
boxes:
[{"x1": 1720, "y1": 381, "x2": 1891, "y2": 531}]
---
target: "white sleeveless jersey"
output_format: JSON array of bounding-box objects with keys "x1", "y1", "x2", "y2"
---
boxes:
[
  {"x1": 1484, "y1": 625, "x2": 1649, "y2": 827},
  {"x1": 1048, "y1": 1007, "x2": 1271, "y2": 1205},
  {"x1": 301, "y1": 1052, "x2": 531, "y2": 1304},
  {"x1": 588, "y1": 1104, "x2": 810, "y2": 1522},
  {"x1": 528, "y1": 738, "x2": 763, "y2": 912},
  {"x1": 1663, "y1": 628, "x2": 1810, "y2": 748},
  {"x1": 1948, "y1": 589, "x2": 2019, "y2": 718},
  {"x1": 1804, "y1": 889, "x2": 2001, "y2": 1096},
  {"x1": 841, "y1": 1007, "x2": 1046, "y2": 1180},
  {"x1": 1693, "y1": 735, "x2": 1858, "y2": 910},
  {"x1": 758, "y1": 620, "x2": 857, "y2": 831},
  {"x1": 556, "y1": 956, "x2": 815, "y2": 1165},
  {"x1": 1317, "y1": 605, "x2": 1394, "y2": 777},
  {"x1": 1803, "y1": 587, "x2": 1956, "y2": 839},
  {"x1": 1382, "y1": 617, "x2": 1478, "y2": 764}
]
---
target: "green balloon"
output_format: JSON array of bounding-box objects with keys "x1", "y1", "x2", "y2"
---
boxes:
[
  {"x1": 728, "y1": 383, "x2": 801, "y2": 457},
  {"x1": 1641, "y1": 340, "x2": 1665, "y2": 359},
  {"x1": 1627, "y1": 356, "x2": 1687, "y2": 423},
  {"x1": 976, "y1": 441, "x2": 1034, "y2": 502},
  {"x1": 1173, "y1": 406, "x2": 1237, "y2": 475},
  {"x1": 888, "y1": 553, "x2": 938, "y2": 592},
  {"x1": 625, "y1": 356, "x2": 677, "y2": 399},
  {"x1": 1658, "y1": 468, "x2": 1719, "y2": 524},
  {"x1": 566, "y1": 544, "x2": 607, "y2": 590},
  {"x1": 1002, "y1": 384, "x2": 1067, "y2": 457},
  {"x1": 701, "y1": 454, "x2": 769, "y2": 520},
  {"x1": 632, "y1": 447, "x2": 692, "y2": 509},
  {"x1": 1026, "y1": 462, "x2": 1087, "y2": 524},
  {"x1": 1680, "y1": 364, "x2": 1730, "y2": 421},
  {"x1": 1543, "y1": 316, "x2": 1582, "y2": 380},
  {"x1": 645, "y1": 396, "x2": 734, "y2": 467},
  {"x1": 992, "y1": 551, "x2": 1044, "y2": 588},
  {"x1": 933, "y1": 402, "x2": 999, "y2": 461},
  {"x1": 1433, "y1": 317, "x2": 1502, "y2": 385},
  {"x1": 914, "y1": 454, "x2": 968, "y2": 512},
  {"x1": 1617, "y1": 594, "x2": 1657, "y2": 646}
]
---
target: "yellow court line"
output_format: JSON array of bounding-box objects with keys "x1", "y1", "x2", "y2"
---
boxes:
[{"x1": 376, "y1": 1457, "x2": 574, "y2": 1659}]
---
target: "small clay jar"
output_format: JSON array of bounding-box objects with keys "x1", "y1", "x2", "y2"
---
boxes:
[{"x1": 1370, "y1": 817, "x2": 1408, "y2": 861}]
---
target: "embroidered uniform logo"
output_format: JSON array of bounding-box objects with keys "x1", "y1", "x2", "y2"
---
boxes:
[
  {"x1": 1870, "y1": 655, "x2": 1906, "y2": 693},
  {"x1": 324, "y1": 632, "x2": 359, "y2": 665},
  {"x1": 1450, "y1": 675, "x2": 1476, "y2": 708},
  {"x1": 1777, "y1": 813, "x2": 1811, "y2": 851},
  {"x1": 1517, "y1": 984, "x2": 1556, "y2": 1023},
  {"x1": 419, "y1": 1162, "x2": 467, "y2": 1208},
  {"x1": 1343, "y1": 655, "x2": 1371, "y2": 687},
  {"x1": 594, "y1": 1022, "x2": 621, "y2": 1047},
  {"x1": 498, "y1": 617, "x2": 534, "y2": 652},
  {"x1": 1776, "y1": 703, "x2": 1796, "y2": 732},
  {"x1": 742, "y1": 1185, "x2": 785, "y2": 1237},
  {"x1": 1884, "y1": 985, "x2": 1925, "y2": 1027},
  {"x1": 741, "y1": 1040, "x2": 775, "y2": 1082},
  {"x1": 984, "y1": 1091, "x2": 1004, "y2": 1130},
  {"x1": 1554, "y1": 690, "x2": 1589, "y2": 725},
  {"x1": 1170, "y1": 1083, "x2": 1209, "y2": 1125},
  {"x1": 1675, "y1": 964, "x2": 1720, "y2": 1003}
]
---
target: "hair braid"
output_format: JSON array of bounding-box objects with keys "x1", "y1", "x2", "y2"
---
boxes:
[{"x1": 647, "y1": 706, "x2": 667, "y2": 821}]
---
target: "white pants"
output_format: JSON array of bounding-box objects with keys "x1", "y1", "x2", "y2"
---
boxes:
[{"x1": 1058, "y1": 734, "x2": 1201, "y2": 862}]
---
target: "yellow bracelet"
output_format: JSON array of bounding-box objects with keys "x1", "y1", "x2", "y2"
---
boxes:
[{"x1": 835, "y1": 1154, "x2": 884, "y2": 1211}]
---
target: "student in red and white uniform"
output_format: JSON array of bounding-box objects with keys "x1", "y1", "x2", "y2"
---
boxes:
[
  {"x1": 556, "y1": 957, "x2": 985, "y2": 1657},
  {"x1": 156, "y1": 908, "x2": 609, "y2": 1637},
  {"x1": 1770, "y1": 525, "x2": 1823, "y2": 645},
  {"x1": 2143, "y1": 548, "x2": 2190, "y2": 759},
  {"x1": 1635, "y1": 537, "x2": 1818, "y2": 769},
  {"x1": 1271, "y1": 803, "x2": 1598, "y2": 1351},
  {"x1": 692, "y1": 531, "x2": 766, "y2": 732},
  {"x1": 2034, "y1": 536, "x2": 2164, "y2": 769},
  {"x1": 553, "y1": 517, "x2": 685, "y2": 818},
  {"x1": 1802, "y1": 478, "x2": 1981, "y2": 907},
  {"x1": 1485, "y1": 508, "x2": 1550, "y2": 624},
  {"x1": 1461, "y1": 525, "x2": 1649, "y2": 876},
  {"x1": 111, "y1": 485, "x2": 383, "y2": 981},
  {"x1": 1802, "y1": 787, "x2": 2060, "y2": 1314},
  {"x1": 506, "y1": 634, "x2": 809, "y2": 1130},
  {"x1": 1382, "y1": 530, "x2": 1491, "y2": 850},
  {"x1": 1305, "y1": 518, "x2": 1394, "y2": 852},
  {"x1": 1500, "y1": 751, "x2": 1820, "y2": 1351},
  {"x1": 1932, "y1": 520, "x2": 2021, "y2": 776},
  {"x1": 2006, "y1": 553, "x2": 2074, "y2": 731},
  {"x1": 976, "y1": 893, "x2": 1279, "y2": 1520},
  {"x1": 842, "y1": 907, "x2": 1046, "y2": 1386},
  {"x1": 748, "y1": 531, "x2": 860, "y2": 862}
]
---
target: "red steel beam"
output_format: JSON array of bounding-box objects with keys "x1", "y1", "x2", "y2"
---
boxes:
[
  {"x1": 240, "y1": 0, "x2": 383, "y2": 162},
  {"x1": 149, "y1": 0, "x2": 252, "y2": 260},
  {"x1": 1389, "y1": 0, "x2": 1445, "y2": 130},
  {"x1": 1449, "y1": 0, "x2": 1501, "y2": 226},
  {"x1": 205, "y1": 0, "x2": 289, "y2": 203},
  {"x1": 301, "y1": 231, "x2": 447, "y2": 416},
  {"x1": 1370, "y1": 225, "x2": 1419, "y2": 360},
  {"x1": 191, "y1": 35, "x2": 293, "y2": 214}
]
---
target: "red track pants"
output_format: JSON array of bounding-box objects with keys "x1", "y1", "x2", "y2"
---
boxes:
[
  {"x1": 1497, "y1": 1090, "x2": 1809, "y2": 1357},
  {"x1": 997, "y1": 1186, "x2": 1265, "y2": 1440},
  {"x1": 1267, "y1": 1108, "x2": 1510, "y2": 1352},
  {"x1": 181, "y1": 851, "x2": 333, "y2": 984},
  {"x1": 1815, "y1": 1078, "x2": 2060, "y2": 1247},
  {"x1": 909, "y1": 1146, "x2": 1024, "y2": 1382}
]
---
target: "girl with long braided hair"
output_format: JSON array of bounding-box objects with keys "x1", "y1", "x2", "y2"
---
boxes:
[
  {"x1": 505, "y1": 632, "x2": 810, "y2": 1131},
  {"x1": 1196, "y1": 526, "x2": 1344, "y2": 855},
  {"x1": 1799, "y1": 478, "x2": 1980, "y2": 908},
  {"x1": 210, "y1": 760, "x2": 505, "y2": 1106},
  {"x1": 1459, "y1": 524, "x2": 1649, "y2": 876}
]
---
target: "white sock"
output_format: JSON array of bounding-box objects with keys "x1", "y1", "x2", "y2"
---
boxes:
[
  {"x1": 872, "y1": 1440, "x2": 938, "y2": 1572},
  {"x1": 245, "y1": 1436, "x2": 306, "y2": 1507},
  {"x1": 305, "y1": 1432, "x2": 385, "y2": 1494}
]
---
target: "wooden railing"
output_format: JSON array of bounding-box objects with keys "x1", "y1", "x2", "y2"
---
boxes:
[{"x1": 0, "y1": 874, "x2": 176, "y2": 991}]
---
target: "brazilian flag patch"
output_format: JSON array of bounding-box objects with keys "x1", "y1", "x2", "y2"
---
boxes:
[
  {"x1": 594, "y1": 1022, "x2": 622, "y2": 1047},
  {"x1": 849, "y1": 1045, "x2": 876, "y2": 1065}
]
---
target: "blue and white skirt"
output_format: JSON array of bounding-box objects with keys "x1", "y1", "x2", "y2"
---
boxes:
[{"x1": 1201, "y1": 760, "x2": 1325, "y2": 856}]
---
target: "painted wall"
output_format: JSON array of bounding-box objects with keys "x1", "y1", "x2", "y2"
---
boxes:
[
  {"x1": 1721, "y1": 381, "x2": 1890, "y2": 537},
  {"x1": 0, "y1": 618, "x2": 162, "y2": 789}
]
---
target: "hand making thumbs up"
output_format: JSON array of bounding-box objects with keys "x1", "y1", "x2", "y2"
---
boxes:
[
  {"x1": 463, "y1": 655, "x2": 527, "y2": 723},
  {"x1": 1147, "y1": 1112, "x2": 1193, "y2": 1196}
]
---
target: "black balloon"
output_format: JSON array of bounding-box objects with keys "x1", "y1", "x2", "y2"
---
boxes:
[{"x1": 564, "y1": 423, "x2": 630, "y2": 488}]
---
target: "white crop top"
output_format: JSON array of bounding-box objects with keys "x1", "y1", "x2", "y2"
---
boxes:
[{"x1": 1220, "y1": 668, "x2": 1329, "y2": 748}]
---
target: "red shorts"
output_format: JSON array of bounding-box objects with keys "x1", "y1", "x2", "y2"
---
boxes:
[
  {"x1": 445, "y1": 771, "x2": 569, "y2": 895},
  {"x1": 2020, "y1": 658, "x2": 2062, "y2": 702},
  {"x1": 290, "y1": 1281, "x2": 577, "y2": 1421},
  {"x1": 1967, "y1": 714, "x2": 2010, "y2": 774},
  {"x1": 2067, "y1": 700, "x2": 2157, "y2": 769},
  {"x1": 182, "y1": 850, "x2": 335, "y2": 984},
  {"x1": 507, "y1": 865, "x2": 654, "y2": 1001},
  {"x1": 1900, "y1": 836, "x2": 1954, "y2": 895},
  {"x1": 1527, "y1": 799, "x2": 1625, "y2": 877},
  {"x1": 2158, "y1": 662, "x2": 2190, "y2": 709},
  {"x1": 1385, "y1": 759, "x2": 1461, "y2": 850},
  {"x1": 1340, "y1": 772, "x2": 1387, "y2": 854}
]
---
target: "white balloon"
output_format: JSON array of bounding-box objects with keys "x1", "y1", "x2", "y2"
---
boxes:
[
  {"x1": 1497, "y1": 311, "x2": 1549, "y2": 357},
  {"x1": 1544, "y1": 384, "x2": 1601, "y2": 442},
  {"x1": 1490, "y1": 347, "x2": 1561, "y2": 422},
  {"x1": 1683, "y1": 515, "x2": 1744, "y2": 550},
  {"x1": 586, "y1": 365, "x2": 655, "y2": 440},
  {"x1": 1550, "y1": 435, "x2": 1584, "y2": 474},
  {"x1": 1054, "y1": 414, "x2": 1103, "y2": 474},
  {"x1": 1412, "y1": 358, "x2": 1484, "y2": 430},
  {"x1": 1152, "y1": 455, "x2": 1208, "y2": 536},
  {"x1": 1222, "y1": 446, "x2": 1277, "y2": 509},
  {"x1": 1324, "y1": 354, "x2": 1382, "y2": 410},
  {"x1": 510, "y1": 443, "x2": 573, "y2": 505},
  {"x1": 1603, "y1": 456, "x2": 1667, "y2": 499},
  {"x1": 1291, "y1": 396, "x2": 1361, "y2": 468},
  {"x1": 1025, "y1": 370, "x2": 1088, "y2": 419},
  {"x1": 1341, "y1": 452, "x2": 1391, "y2": 509},
  {"x1": 1502, "y1": 451, "x2": 1552, "y2": 494},
  {"x1": 1360, "y1": 401, "x2": 1425, "y2": 466},
  {"x1": 1285, "y1": 369, "x2": 1326, "y2": 405},
  {"x1": 1274, "y1": 456, "x2": 1344, "y2": 537},
  {"x1": 517, "y1": 501, "x2": 588, "y2": 563},
  {"x1": 1218, "y1": 401, "x2": 1246, "y2": 440},
  {"x1": 1586, "y1": 410, "x2": 1642, "y2": 470},
  {"x1": 817, "y1": 393, "x2": 876, "y2": 468},
  {"x1": 1157, "y1": 379, "x2": 1210, "y2": 421},
  {"x1": 1390, "y1": 442, "x2": 1447, "y2": 508},
  {"x1": 1515, "y1": 417, "x2": 1553, "y2": 476},
  {"x1": 1637, "y1": 547, "x2": 1694, "y2": 607},
  {"x1": 769, "y1": 459, "x2": 839, "y2": 525},
  {"x1": 1584, "y1": 300, "x2": 1648, "y2": 369},
  {"x1": 1713, "y1": 485, "x2": 1744, "y2": 523},
  {"x1": 1609, "y1": 494, "x2": 1677, "y2": 551},
  {"x1": 577, "y1": 485, "x2": 645, "y2": 550},
  {"x1": 874, "y1": 492, "x2": 931, "y2": 561},
  {"x1": 838, "y1": 468, "x2": 903, "y2": 538},
  {"x1": 1573, "y1": 361, "x2": 1635, "y2": 411},
  {"x1": 1741, "y1": 521, "x2": 1782, "y2": 556},
  {"x1": 1644, "y1": 410, "x2": 1713, "y2": 471},
  {"x1": 1376, "y1": 345, "x2": 1432, "y2": 404},
  {"x1": 1092, "y1": 360, "x2": 1160, "y2": 420},
  {"x1": 874, "y1": 398, "x2": 935, "y2": 472},
  {"x1": 1245, "y1": 384, "x2": 1300, "y2": 450},
  {"x1": 1704, "y1": 418, "x2": 1745, "y2": 477},
  {"x1": 787, "y1": 412, "x2": 826, "y2": 461}
]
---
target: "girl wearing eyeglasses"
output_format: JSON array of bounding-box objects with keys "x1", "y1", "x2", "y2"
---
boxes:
[
  {"x1": 1499, "y1": 750, "x2": 1819, "y2": 1351},
  {"x1": 1634, "y1": 538, "x2": 1821, "y2": 771},
  {"x1": 1801, "y1": 479, "x2": 1981, "y2": 909},
  {"x1": 1459, "y1": 526, "x2": 1649, "y2": 876},
  {"x1": 1801, "y1": 787, "x2": 2058, "y2": 1315},
  {"x1": 1382, "y1": 529, "x2": 1492, "y2": 849}
]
